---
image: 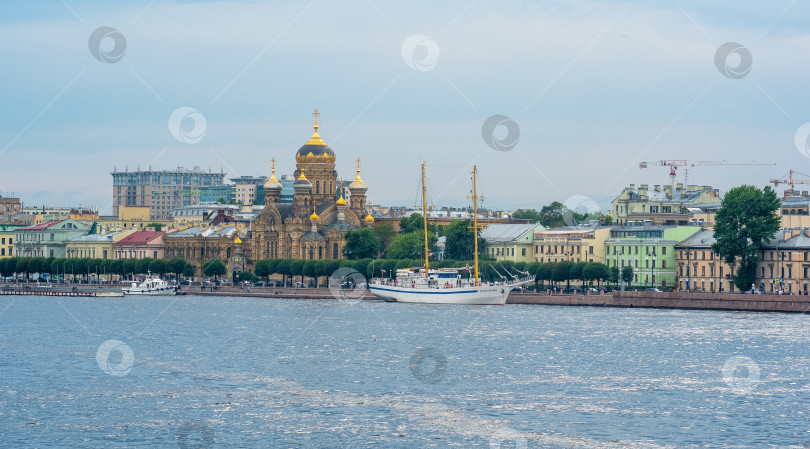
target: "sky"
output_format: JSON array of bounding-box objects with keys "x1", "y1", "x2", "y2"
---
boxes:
[{"x1": 1, "y1": 0, "x2": 810, "y2": 216}]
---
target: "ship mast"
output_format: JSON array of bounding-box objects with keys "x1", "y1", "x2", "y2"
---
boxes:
[
  {"x1": 421, "y1": 162, "x2": 429, "y2": 272},
  {"x1": 472, "y1": 166, "x2": 479, "y2": 286}
]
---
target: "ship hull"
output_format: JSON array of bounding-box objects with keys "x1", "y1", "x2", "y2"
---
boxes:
[{"x1": 368, "y1": 284, "x2": 511, "y2": 305}]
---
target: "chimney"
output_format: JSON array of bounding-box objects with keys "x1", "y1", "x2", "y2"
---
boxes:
[
  {"x1": 629, "y1": 184, "x2": 636, "y2": 190},
  {"x1": 654, "y1": 184, "x2": 661, "y2": 191},
  {"x1": 676, "y1": 183, "x2": 684, "y2": 191},
  {"x1": 639, "y1": 184, "x2": 648, "y2": 195}
]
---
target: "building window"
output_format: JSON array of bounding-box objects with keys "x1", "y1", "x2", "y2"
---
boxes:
[
  {"x1": 333, "y1": 243, "x2": 338, "y2": 259},
  {"x1": 522, "y1": 248, "x2": 526, "y2": 256}
]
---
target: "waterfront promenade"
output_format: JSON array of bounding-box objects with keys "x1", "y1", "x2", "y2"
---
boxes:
[{"x1": 185, "y1": 285, "x2": 810, "y2": 313}]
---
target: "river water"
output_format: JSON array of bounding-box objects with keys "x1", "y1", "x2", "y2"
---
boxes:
[{"x1": 0, "y1": 295, "x2": 808, "y2": 448}]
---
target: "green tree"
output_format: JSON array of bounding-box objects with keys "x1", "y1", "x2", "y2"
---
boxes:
[
  {"x1": 136, "y1": 258, "x2": 152, "y2": 275},
  {"x1": 372, "y1": 221, "x2": 396, "y2": 256},
  {"x1": 182, "y1": 262, "x2": 196, "y2": 279},
  {"x1": 551, "y1": 261, "x2": 570, "y2": 287},
  {"x1": 399, "y1": 213, "x2": 425, "y2": 234},
  {"x1": 603, "y1": 215, "x2": 613, "y2": 225},
  {"x1": 149, "y1": 259, "x2": 168, "y2": 277},
  {"x1": 539, "y1": 201, "x2": 566, "y2": 228},
  {"x1": 254, "y1": 259, "x2": 270, "y2": 279},
  {"x1": 387, "y1": 231, "x2": 437, "y2": 260},
  {"x1": 343, "y1": 228, "x2": 381, "y2": 260},
  {"x1": 442, "y1": 219, "x2": 485, "y2": 260},
  {"x1": 621, "y1": 265, "x2": 634, "y2": 285},
  {"x1": 289, "y1": 259, "x2": 305, "y2": 285},
  {"x1": 276, "y1": 259, "x2": 291, "y2": 286},
  {"x1": 146, "y1": 223, "x2": 164, "y2": 231},
  {"x1": 170, "y1": 258, "x2": 187, "y2": 278},
  {"x1": 511, "y1": 209, "x2": 542, "y2": 222},
  {"x1": 303, "y1": 260, "x2": 318, "y2": 287},
  {"x1": 203, "y1": 258, "x2": 227, "y2": 280},
  {"x1": 609, "y1": 266, "x2": 620, "y2": 286},
  {"x1": 712, "y1": 185, "x2": 780, "y2": 291}
]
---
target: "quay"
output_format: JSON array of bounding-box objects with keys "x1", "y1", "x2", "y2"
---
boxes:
[
  {"x1": 183, "y1": 286, "x2": 810, "y2": 313},
  {"x1": 0, "y1": 287, "x2": 124, "y2": 298}
]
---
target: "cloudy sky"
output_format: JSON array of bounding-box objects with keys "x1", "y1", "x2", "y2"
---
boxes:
[{"x1": 1, "y1": 0, "x2": 809, "y2": 215}]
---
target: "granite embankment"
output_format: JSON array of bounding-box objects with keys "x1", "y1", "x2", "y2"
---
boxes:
[{"x1": 186, "y1": 286, "x2": 810, "y2": 312}]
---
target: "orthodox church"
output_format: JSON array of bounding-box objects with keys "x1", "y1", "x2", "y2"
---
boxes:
[{"x1": 250, "y1": 110, "x2": 375, "y2": 260}]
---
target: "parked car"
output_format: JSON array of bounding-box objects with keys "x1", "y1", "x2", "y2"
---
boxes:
[
  {"x1": 180, "y1": 280, "x2": 190, "y2": 286},
  {"x1": 745, "y1": 288, "x2": 761, "y2": 294},
  {"x1": 644, "y1": 288, "x2": 663, "y2": 292}
]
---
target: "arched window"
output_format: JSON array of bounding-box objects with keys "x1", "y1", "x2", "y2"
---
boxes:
[
  {"x1": 200, "y1": 248, "x2": 204, "y2": 258},
  {"x1": 316, "y1": 181, "x2": 320, "y2": 194},
  {"x1": 318, "y1": 246, "x2": 322, "y2": 260},
  {"x1": 333, "y1": 243, "x2": 339, "y2": 259},
  {"x1": 309, "y1": 246, "x2": 314, "y2": 259},
  {"x1": 227, "y1": 247, "x2": 231, "y2": 258}
]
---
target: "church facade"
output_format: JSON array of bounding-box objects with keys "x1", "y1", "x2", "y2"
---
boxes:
[{"x1": 249, "y1": 110, "x2": 374, "y2": 261}]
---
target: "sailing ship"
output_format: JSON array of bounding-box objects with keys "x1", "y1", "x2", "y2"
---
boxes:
[
  {"x1": 368, "y1": 164, "x2": 533, "y2": 305},
  {"x1": 122, "y1": 271, "x2": 177, "y2": 296}
]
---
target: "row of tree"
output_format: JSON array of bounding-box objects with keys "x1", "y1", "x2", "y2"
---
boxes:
[
  {"x1": 343, "y1": 215, "x2": 486, "y2": 261},
  {"x1": 250, "y1": 257, "x2": 632, "y2": 289},
  {"x1": 0, "y1": 256, "x2": 197, "y2": 281},
  {"x1": 511, "y1": 201, "x2": 611, "y2": 227}
]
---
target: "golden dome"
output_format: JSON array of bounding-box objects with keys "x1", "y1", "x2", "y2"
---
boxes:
[
  {"x1": 336, "y1": 193, "x2": 347, "y2": 206},
  {"x1": 364, "y1": 213, "x2": 374, "y2": 223},
  {"x1": 310, "y1": 206, "x2": 319, "y2": 221},
  {"x1": 234, "y1": 234, "x2": 242, "y2": 244},
  {"x1": 264, "y1": 166, "x2": 282, "y2": 191},
  {"x1": 297, "y1": 171, "x2": 307, "y2": 181},
  {"x1": 349, "y1": 158, "x2": 368, "y2": 190}
]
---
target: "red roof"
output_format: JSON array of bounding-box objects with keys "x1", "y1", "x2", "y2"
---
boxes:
[
  {"x1": 18, "y1": 220, "x2": 60, "y2": 231},
  {"x1": 115, "y1": 231, "x2": 164, "y2": 247}
]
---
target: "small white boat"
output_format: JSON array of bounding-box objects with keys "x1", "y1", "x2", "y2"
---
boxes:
[
  {"x1": 122, "y1": 271, "x2": 177, "y2": 296},
  {"x1": 369, "y1": 164, "x2": 532, "y2": 305}
]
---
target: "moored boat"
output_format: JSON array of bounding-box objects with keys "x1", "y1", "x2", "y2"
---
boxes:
[
  {"x1": 122, "y1": 272, "x2": 177, "y2": 296},
  {"x1": 368, "y1": 164, "x2": 532, "y2": 305}
]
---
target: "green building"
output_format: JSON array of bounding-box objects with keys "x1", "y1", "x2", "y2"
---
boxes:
[
  {"x1": 13, "y1": 219, "x2": 92, "y2": 258},
  {"x1": 605, "y1": 224, "x2": 701, "y2": 289}
]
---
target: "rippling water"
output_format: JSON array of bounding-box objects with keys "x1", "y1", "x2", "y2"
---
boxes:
[{"x1": 0, "y1": 295, "x2": 808, "y2": 448}]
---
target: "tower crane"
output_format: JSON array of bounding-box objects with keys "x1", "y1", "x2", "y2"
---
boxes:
[
  {"x1": 769, "y1": 170, "x2": 810, "y2": 189},
  {"x1": 639, "y1": 160, "x2": 775, "y2": 192}
]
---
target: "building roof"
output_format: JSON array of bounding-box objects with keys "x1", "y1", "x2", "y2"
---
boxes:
[
  {"x1": 165, "y1": 226, "x2": 241, "y2": 239},
  {"x1": 67, "y1": 232, "x2": 119, "y2": 243},
  {"x1": 18, "y1": 220, "x2": 60, "y2": 231},
  {"x1": 480, "y1": 222, "x2": 543, "y2": 243},
  {"x1": 675, "y1": 229, "x2": 716, "y2": 247},
  {"x1": 115, "y1": 231, "x2": 164, "y2": 246}
]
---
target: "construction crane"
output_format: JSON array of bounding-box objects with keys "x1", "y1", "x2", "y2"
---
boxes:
[
  {"x1": 769, "y1": 170, "x2": 810, "y2": 189},
  {"x1": 639, "y1": 160, "x2": 775, "y2": 192}
]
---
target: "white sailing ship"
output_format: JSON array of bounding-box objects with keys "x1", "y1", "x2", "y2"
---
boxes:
[
  {"x1": 368, "y1": 164, "x2": 532, "y2": 305},
  {"x1": 122, "y1": 272, "x2": 177, "y2": 296}
]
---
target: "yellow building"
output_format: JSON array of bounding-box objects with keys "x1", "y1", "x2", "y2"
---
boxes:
[
  {"x1": 65, "y1": 229, "x2": 136, "y2": 259},
  {"x1": 533, "y1": 226, "x2": 612, "y2": 264},
  {"x1": 481, "y1": 223, "x2": 545, "y2": 262},
  {"x1": 0, "y1": 224, "x2": 25, "y2": 257},
  {"x1": 97, "y1": 206, "x2": 172, "y2": 233}
]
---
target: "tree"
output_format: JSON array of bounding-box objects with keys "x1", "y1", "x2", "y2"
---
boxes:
[
  {"x1": 539, "y1": 201, "x2": 566, "y2": 228},
  {"x1": 303, "y1": 260, "x2": 318, "y2": 287},
  {"x1": 372, "y1": 221, "x2": 396, "y2": 256},
  {"x1": 170, "y1": 258, "x2": 187, "y2": 277},
  {"x1": 182, "y1": 262, "x2": 196, "y2": 279},
  {"x1": 289, "y1": 259, "x2": 305, "y2": 285},
  {"x1": 343, "y1": 228, "x2": 381, "y2": 260},
  {"x1": 609, "y1": 266, "x2": 620, "y2": 286},
  {"x1": 511, "y1": 209, "x2": 542, "y2": 222},
  {"x1": 552, "y1": 261, "x2": 574, "y2": 288},
  {"x1": 712, "y1": 185, "x2": 781, "y2": 291},
  {"x1": 136, "y1": 258, "x2": 152, "y2": 275},
  {"x1": 603, "y1": 215, "x2": 613, "y2": 225},
  {"x1": 387, "y1": 231, "x2": 437, "y2": 260},
  {"x1": 254, "y1": 259, "x2": 270, "y2": 279},
  {"x1": 442, "y1": 219, "x2": 484, "y2": 260},
  {"x1": 276, "y1": 259, "x2": 291, "y2": 286},
  {"x1": 203, "y1": 258, "x2": 227, "y2": 280},
  {"x1": 621, "y1": 265, "x2": 634, "y2": 285},
  {"x1": 146, "y1": 223, "x2": 164, "y2": 231},
  {"x1": 399, "y1": 213, "x2": 425, "y2": 234},
  {"x1": 149, "y1": 259, "x2": 168, "y2": 277}
]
